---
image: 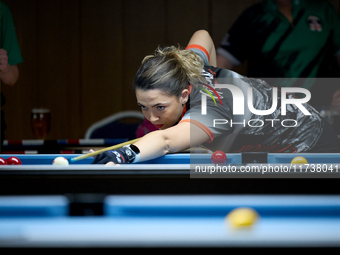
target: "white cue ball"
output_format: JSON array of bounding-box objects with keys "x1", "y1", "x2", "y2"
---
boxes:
[{"x1": 52, "y1": 157, "x2": 69, "y2": 166}]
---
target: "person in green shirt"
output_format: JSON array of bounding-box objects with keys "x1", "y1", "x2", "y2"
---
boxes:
[
  {"x1": 0, "y1": 2, "x2": 23, "y2": 147},
  {"x1": 216, "y1": 0, "x2": 340, "y2": 109},
  {"x1": 0, "y1": 2, "x2": 22, "y2": 85}
]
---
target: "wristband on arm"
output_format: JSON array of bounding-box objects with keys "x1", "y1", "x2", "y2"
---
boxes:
[{"x1": 91, "y1": 144, "x2": 140, "y2": 164}]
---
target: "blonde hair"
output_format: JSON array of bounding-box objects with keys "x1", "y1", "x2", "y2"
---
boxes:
[{"x1": 133, "y1": 45, "x2": 205, "y2": 97}]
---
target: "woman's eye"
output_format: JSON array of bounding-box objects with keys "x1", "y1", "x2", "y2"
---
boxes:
[
  {"x1": 140, "y1": 106, "x2": 147, "y2": 110},
  {"x1": 157, "y1": 106, "x2": 165, "y2": 111}
]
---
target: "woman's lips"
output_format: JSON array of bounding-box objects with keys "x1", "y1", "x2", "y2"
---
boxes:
[{"x1": 154, "y1": 124, "x2": 164, "y2": 129}]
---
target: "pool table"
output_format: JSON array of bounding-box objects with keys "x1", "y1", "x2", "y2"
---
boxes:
[
  {"x1": 0, "y1": 153, "x2": 340, "y2": 195},
  {"x1": 1, "y1": 194, "x2": 340, "y2": 248}
]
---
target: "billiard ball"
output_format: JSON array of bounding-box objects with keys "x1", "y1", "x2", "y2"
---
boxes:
[
  {"x1": 0, "y1": 157, "x2": 7, "y2": 165},
  {"x1": 291, "y1": 156, "x2": 308, "y2": 164},
  {"x1": 52, "y1": 156, "x2": 69, "y2": 166},
  {"x1": 226, "y1": 207, "x2": 259, "y2": 228},
  {"x1": 6, "y1": 157, "x2": 22, "y2": 165},
  {"x1": 211, "y1": 151, "x2": 227, "y2": 164}
]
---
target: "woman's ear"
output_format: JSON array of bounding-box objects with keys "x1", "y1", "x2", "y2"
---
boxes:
[{"x1": 180, "y1": 89, "x2": 189, "y2": 105}]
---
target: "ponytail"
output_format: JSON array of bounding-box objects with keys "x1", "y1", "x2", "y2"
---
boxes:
[{"x1": 133, "y1": 45, "x2": 205, "y2": 96}]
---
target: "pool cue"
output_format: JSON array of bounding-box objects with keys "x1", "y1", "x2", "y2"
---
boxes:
[{"x1": 70, "y1": 138, "x2": 141, "y2": 162}]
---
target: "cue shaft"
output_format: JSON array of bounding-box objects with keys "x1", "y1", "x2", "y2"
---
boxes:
[{"x1": 70, "y1": 138, "x2": 140, "y2": 162}]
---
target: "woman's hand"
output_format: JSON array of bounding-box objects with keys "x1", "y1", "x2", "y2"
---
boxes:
[
  {"x1": 90, "y1": 144, "x2": 139, "y2": 165},
  {"x1": 89, "y1": 149, "x2": 119, "y2": 166}
]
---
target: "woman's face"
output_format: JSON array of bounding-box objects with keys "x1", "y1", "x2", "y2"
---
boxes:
[{"x1": 136, "y1": 88, "x2": 189, "y2": 130}]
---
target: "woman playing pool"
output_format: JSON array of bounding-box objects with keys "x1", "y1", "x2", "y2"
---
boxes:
[{"x1": 92, "y1": 30, "x2": 340, "y2": 164}]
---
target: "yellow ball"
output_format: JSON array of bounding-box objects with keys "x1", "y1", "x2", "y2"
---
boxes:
[
  {"x1": 291, "y1": 156, "x2": 308, "y2": 164},
  {"x1": 226, "y1": 207, "x2": 259, "y2": 228}
]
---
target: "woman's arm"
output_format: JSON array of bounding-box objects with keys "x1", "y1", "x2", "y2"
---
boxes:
[
  {"x1": 187, "y1": 30, "x2": 217, "y2": 67},
  {"x1": 92, "y1": 122, "x2": 209, "y2": 164},
  {"x1": 133, "y1": 121, "x2": 209, "y2": 162}
]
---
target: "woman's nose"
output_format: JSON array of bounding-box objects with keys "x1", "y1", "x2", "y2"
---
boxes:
[{"x1": 149, "y1": 112, "x2": 159, "y2": 122}]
